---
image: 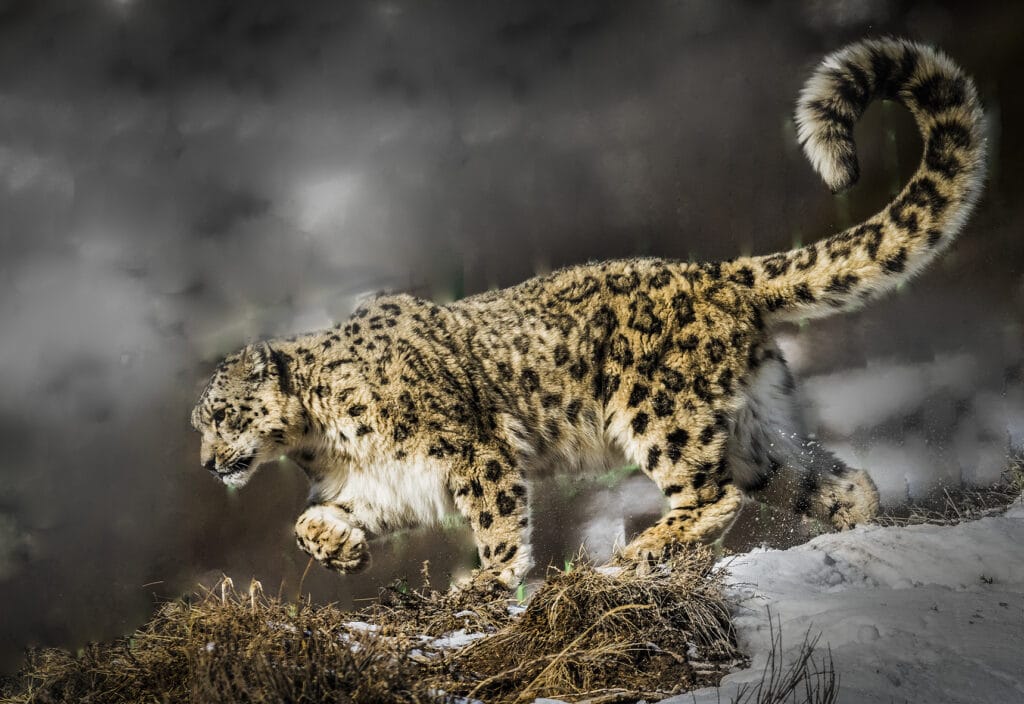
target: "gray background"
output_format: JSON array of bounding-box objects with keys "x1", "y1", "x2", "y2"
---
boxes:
[{"x1": 0, "y1": 0, "x2": 1021, "y2": 672}]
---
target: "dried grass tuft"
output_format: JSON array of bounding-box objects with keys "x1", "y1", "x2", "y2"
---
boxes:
[
  {"x1": 6, "y1": 579, "x2": 432, "y2": 704},
  {"x1": 875, "y1": 459, "x2": 1024, "y2": 528},
  {"x1": 732, "y1": 612, "x2": 838, "y2": 704},
  {"x1": 3, "y1": 548, "x2": 744, "y2": 704},
  {"x1": 454, "y1": 548, "x2": 742, "y2": 702}
]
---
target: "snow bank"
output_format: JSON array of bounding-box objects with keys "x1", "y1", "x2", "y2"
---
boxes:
[{"x1": 672, "y1": 501, "x2": 1024, "y2": 704}]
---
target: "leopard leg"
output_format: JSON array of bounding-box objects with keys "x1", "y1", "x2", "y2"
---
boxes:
[
  {"x1": 619, "y1": 405, "x2": 742, "y2": 564},
  {"x1": 778, "y1": 440, "x2": 879, "y2": 529},
  {"x1": 731, "y1": 347, "x2": 879, "y2": 529},
  {"x1": 449, "y1": 448, "x2": 532, "y2": 588},
  {"x1": 294, "y1": 504, "x2": 370, "y2": 573}
]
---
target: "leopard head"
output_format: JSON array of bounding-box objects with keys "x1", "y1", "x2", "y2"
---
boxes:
[{"x1": 191, "y1": 342, "x2": 302, "y2": 488}]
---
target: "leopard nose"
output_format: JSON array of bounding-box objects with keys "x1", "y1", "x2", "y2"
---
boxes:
[{"x1": 203, "y1": 459, "x2": 217, "y2": 473}]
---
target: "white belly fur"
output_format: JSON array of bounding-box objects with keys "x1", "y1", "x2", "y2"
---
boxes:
[{"x1": 313, "y1": 458, "x2": 454, "y2": 535}]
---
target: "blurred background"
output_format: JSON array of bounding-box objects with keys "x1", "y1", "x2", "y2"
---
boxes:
[{"x1": 0, "y1": 0, "x2": 1021, "y2": 672}]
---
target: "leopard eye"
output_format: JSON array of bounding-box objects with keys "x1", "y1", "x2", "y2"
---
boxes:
[{"x1": 212, "y1": 409, "x2": 227, "y2": 424}]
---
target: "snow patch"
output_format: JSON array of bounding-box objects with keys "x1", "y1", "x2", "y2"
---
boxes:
[
  {"x1": 425, "y1": 629, "x2": 488, "y2": 650},
  {"x1": 674, "y1": 503, "x2": 1024, "y2": 704},
  {"x1": 342, "y1": 620, "x2": 379, "y2": 633}
]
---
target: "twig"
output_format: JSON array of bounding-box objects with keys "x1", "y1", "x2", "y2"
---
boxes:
[
  {"x1": 576, "y1": 688, "x2": 677, "y2": 703},
  {"x1": 295, "y1": 557, "x2": 314, "y2": 603}
]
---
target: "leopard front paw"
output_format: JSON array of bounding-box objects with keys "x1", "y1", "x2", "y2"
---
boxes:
[
  {"x1": 614, "y1": 525, "x2": 677, "y2": 569},
  {"x1": 295, "y1": 505, "x2": 370, "y2": 573}
]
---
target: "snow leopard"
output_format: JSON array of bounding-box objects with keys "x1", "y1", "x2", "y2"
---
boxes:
[{"x1": 191, "y1": 38, "x2": 986, "y2": 587}]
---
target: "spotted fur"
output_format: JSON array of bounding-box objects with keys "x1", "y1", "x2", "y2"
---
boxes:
[
  {"x1": 740, "y1": 37, "x2": 986, "y2": 323},
  {"x1": 191, "y1": 38, "x2": 984, "y2": 586}
]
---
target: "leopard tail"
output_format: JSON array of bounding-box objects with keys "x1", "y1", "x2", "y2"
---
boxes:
[{"x1": 724, "y1": 37, "x2": 986, "y2": 324}]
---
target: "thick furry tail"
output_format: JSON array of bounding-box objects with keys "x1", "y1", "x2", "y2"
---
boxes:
[{"x1": 724, "y1": 37, "x2": 986, "y2": 324}]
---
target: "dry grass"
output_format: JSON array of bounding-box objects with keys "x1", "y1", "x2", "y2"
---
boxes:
[
  {"x1": 451, "y1": 549, "x2": 742, "y2": 702},
  {"x1": 2, "y1": 548, "x2": 745, "y2": 704},
  {"x1": 730, "y1": 614, "x2": 838, "y2": 704},
  {"x1": 875, "y1": 458, "x2": 1024, "y2": 528},
  {"x1": 4, "y1": 577, "x2": 433, "y2": 704},
  {"x1": 21, "y1": 453, "x2": 1024, "y2": 704}
]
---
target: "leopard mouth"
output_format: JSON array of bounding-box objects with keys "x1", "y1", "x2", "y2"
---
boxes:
[{"x1": 217, "y1": 455, "x2": 255, "y2": 479}]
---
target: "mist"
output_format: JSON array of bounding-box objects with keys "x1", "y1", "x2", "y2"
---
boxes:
[{"x1": 0, "y1": 0, "x2": 1021, "y2": 671}]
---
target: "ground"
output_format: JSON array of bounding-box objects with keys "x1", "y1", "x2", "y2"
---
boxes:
[
  {"x1": 666, "y1": 499, "x2": 1024, "y2": 704},
  {"x1": 7, "y1": 499, "x2": 1022, "y2": 702}
]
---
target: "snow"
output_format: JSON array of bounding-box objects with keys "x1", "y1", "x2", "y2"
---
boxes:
[
  {"x1": 424, "y1": 629, "x2": 489, "y2": 650},
  {"x1": 332, "y1": 505, "x2": 1023, "y2": 703},
  {"x1": 668, "y1": 500, "x2": 1024, "y2": 704},
  {"x1": 342, "y1": 620, "x2": 380, "y2": 633}
]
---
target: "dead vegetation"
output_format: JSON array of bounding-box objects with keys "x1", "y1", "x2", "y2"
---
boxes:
[
  {"x1": 11, "y1": 454, "x2": 1022, "y2": 704},
  {"x1": 2, "y1": 549, "x2": 749, "y2": 704},
  {"x1": 449, "y1": 549, "x2": 742, "y2": 702},
  {"x1": 730, "y1": 614, "x2": 838, "y2": 704},
  {"x1": 875, "y1": 457, "x2": 1024, "y2": 528}
]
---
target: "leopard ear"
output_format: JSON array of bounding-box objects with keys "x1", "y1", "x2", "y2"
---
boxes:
[
  {"x1": 241, "y1": 342, "x2": 293, "y2": 395},
  {"x1": 241, "y1": 342, "x2": 273, "y2": 380}
]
